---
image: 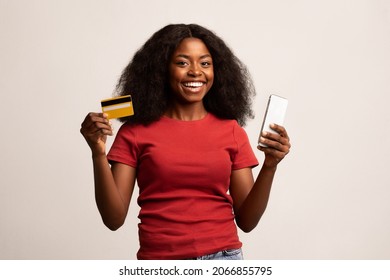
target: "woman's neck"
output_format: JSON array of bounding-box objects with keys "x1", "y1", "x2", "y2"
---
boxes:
[{"x1": 164, "y1": 103, "x2": 208, "y2": 121}]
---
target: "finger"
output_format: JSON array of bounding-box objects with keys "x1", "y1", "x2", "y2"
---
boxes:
[
  {"x1": 263, "y1": 141, "x2": 290, "y2": 157},
  {"x1": 82, "y1": 112, "x2": 102, "y2": 125},
  {"x1": 82, "y1": 112, "x2": 108, "y2": 125},
  {"x1": 81, "y1": 113, "x2": 111, "y2": 132},
  {"x1": 258, "y1": 145, "x2": 288, "y2": 166},
  {"x1": 91, "y1": 123, "x2": 114, "y2": 136},
  {"x1": 81, "y1": 120, "x2": 113, "y2": 139},
  {"x1": 83, "y1": 128, "x2": 112, "y2": 145},
  {"x1": 101, "y1": 128, "x2": 114, "y2": 136},
  {"x1": 259, "y1": 135, "x2": 290, "y2": 153},
  {"x1": 261, "y1": 131, "x2": 290, "y2": 148},
  {"x1": 259, "y1": 137, "x2": 285, "y2": 152},
  {"x1": 270, "y1": 123, "x2": 289, "y2": 140}
]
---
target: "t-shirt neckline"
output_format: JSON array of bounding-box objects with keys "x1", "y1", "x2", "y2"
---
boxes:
[{"x1": 161, "y1": 113, "x2": 211, "y2": 124}]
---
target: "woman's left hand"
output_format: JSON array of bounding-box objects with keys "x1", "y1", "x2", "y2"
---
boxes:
[{"x1": 257, "y1": 124, "x2": 291, "y2": 168}]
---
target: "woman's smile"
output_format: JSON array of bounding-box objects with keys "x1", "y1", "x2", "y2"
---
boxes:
[{"x1": 181, "y1": 81, "x2": 207, "y2": 93}]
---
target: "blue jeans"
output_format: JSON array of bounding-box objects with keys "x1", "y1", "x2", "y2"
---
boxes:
[{"x1": 191, "y1": 248, "x2": 243, "y2": 260}]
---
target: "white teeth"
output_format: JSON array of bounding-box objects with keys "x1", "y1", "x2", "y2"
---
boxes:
[{"x1": 184, "y1": 82, "x2": 203, "y2": 87}]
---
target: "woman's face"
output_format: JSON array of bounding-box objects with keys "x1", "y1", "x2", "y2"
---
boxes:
[{"x1": 169, "y1": 38, "x2": 214, "y2": 104}]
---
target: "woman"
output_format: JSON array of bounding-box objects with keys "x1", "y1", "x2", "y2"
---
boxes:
[{"x1": 80, "y1": 24, "x2": 290, "y2": 260}]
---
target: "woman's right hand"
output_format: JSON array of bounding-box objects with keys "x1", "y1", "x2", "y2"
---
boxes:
[{"x1": 80, "y1": 113, "x2": 113, "y2": 156}]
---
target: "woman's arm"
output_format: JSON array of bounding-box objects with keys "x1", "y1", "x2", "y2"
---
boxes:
[
  {"x1": 230, "y1": 123, "x2": 290, "y2": 233},
  {"x1": 81, "y1": 113, "x2": 136, "y2": 231},
  {"x1": 92, "y1": 157, "x2": 136, "y2": 230}
]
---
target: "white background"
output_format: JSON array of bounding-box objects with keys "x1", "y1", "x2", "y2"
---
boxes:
[{"x1": 1, "y1": 0, "x2": 389, "y2": 259}]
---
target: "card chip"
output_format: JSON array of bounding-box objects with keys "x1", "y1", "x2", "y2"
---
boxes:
[{"x1": 101, "y1": 95, "x2": 134, "y2": 119}]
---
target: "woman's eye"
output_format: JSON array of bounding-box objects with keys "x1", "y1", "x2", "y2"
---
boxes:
[
  {"x1": 176, "y1": 61, "x2": 188, "y2": 66},
  {"x1": 201, "y1": 61, "x2": 212, "y2": 67}
]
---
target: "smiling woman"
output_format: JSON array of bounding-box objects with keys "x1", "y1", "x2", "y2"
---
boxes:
[
  {"x1": 167, "y1": 38, "x2": 214, "y2": 119},
  {"x1": 80, "y1": 23, "x2": 291, "y2": 260}
]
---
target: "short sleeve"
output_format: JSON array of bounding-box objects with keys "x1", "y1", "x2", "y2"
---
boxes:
[
  {"x1": 107, "y1": 123, "x2": 139, "y2": 168},
  {"x1": 232, "y1": 123, "x2": 259, "y2": 170}
]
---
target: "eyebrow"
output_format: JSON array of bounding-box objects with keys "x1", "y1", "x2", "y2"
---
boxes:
[{"x1": 176, "y1": 54, "x2": 212, "y2": 59}]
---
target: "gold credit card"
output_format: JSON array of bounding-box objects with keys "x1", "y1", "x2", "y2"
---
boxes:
[{"x1": 101, "y1": 95, "x2": 134, "y2": 119}]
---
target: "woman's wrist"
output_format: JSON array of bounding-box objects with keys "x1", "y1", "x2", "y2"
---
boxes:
[
  {"x1": 91, "y1": 151, "x2": 107, "y2": 161},
  {"x1": 261, "y1": 163, "x2": 277, "y2": 173}
]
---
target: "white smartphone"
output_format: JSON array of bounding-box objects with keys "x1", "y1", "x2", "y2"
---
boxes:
[{"x1": 258, "y1": 94, "x2": 288, "y2": 148}]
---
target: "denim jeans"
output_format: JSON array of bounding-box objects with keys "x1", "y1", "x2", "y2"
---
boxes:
[{"x1": 191, "y1": 248, "x2": 243, "y2": 260}]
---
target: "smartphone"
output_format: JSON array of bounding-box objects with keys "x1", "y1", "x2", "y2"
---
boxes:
[{"x1": 258, "y1": 94, "x2": 288, "y2": 148}]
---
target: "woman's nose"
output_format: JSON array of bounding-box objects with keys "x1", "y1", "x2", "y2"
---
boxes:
[{"x1": 188, "y1": 65, "x2": 201, "y2": 76}]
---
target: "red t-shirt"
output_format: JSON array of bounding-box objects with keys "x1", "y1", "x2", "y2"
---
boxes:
[{"x1": 107, "y1": 113, "x2": 258, "y2": 259}]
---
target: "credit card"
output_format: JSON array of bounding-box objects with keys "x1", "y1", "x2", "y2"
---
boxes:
[{"x1": 101, "y1": 95, "x2": 134, "y2": 119}]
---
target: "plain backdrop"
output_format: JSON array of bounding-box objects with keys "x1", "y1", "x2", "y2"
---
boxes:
[{"x1": 1, "y1": 0, "x2": 389, "y2": 260}]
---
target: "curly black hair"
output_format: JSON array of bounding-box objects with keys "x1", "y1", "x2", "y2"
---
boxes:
[{"x1": 115, "y1": 24, "x2": 256, "y2": 126}]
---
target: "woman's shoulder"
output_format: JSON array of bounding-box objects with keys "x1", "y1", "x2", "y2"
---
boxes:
[
  {"x1": 116, "y1": 117, "x2": 171, "y2": 138},
  {"x1": 208, "y1": 113, "x2": 241, "y2": 128}
]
